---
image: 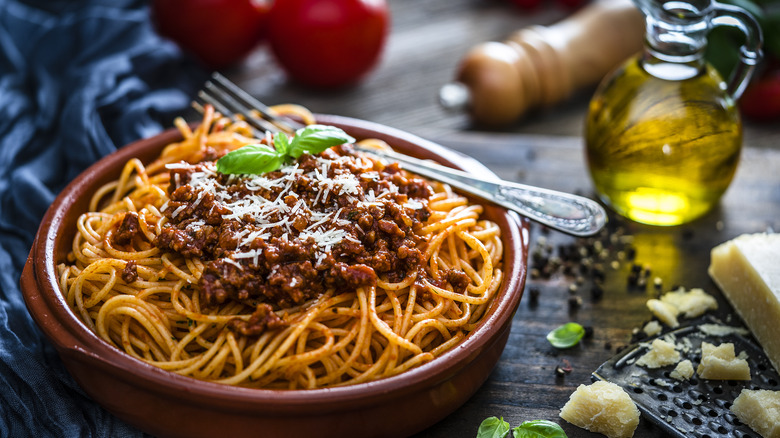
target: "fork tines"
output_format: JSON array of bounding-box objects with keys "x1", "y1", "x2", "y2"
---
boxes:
[{"x1": 194, "y1": 72, "x2": 303, "y2": 135}]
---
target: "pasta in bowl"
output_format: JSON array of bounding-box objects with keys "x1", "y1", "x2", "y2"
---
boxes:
[{"x1": 21, "y1": 108, "x2": 528, "y2": 437}]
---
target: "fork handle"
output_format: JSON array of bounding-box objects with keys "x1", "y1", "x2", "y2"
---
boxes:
[
  {"x1": 494, "y1": 184, "x2": 606, "y2": 237},
  {"x1": 385, "y1": 154, "x2": 606, "y2": 236}
]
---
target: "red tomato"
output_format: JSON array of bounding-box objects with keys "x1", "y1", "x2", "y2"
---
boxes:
[
  {"x1": 266, "y1": 0, "x2": 390, "y2": 88},
  {"x1": 740, "y1": 70, "x2": 780, "y2": 122},
  {"x1": 152, "y1": 0, "x2": 271, "y2": 70}
]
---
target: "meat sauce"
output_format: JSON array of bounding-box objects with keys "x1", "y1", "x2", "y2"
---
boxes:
[{"x1": 145, "y1": 145, "x2": 466, "y2": 336}]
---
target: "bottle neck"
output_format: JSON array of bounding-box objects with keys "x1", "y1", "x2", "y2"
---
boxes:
[
  {"x1": 641, "y1": 48, "x2": 705, "y2": 81},
  {"x1": 640, "y1": 9, "x2": 708, "y2": 80}
]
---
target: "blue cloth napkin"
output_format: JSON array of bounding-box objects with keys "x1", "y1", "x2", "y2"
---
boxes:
[{"x1": 0, "y1": 0, "x2": 207, "y2": 435}]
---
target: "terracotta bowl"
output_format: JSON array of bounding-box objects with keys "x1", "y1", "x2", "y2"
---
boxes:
[{"x1": 21, "y1": 114, "x2": 529, "y2": 438}]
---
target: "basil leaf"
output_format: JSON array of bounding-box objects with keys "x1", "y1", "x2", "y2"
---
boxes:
[
  {"x1": 512, "y1": 420, "x2": 568, "y2": 438},
  {"x1": 288, "y1": 124, "x2": 356, "y2": 159},
  {"x1": 477, "y1": 417, "x2": 511, "y2": 438},
  {"x1": 274, "y1": 132, "x2": 291, "y2": 156},
  {"x1": 216, "y1": 144, "x2": 284, "y2": 175},
  {"x1": 546, "y1": 322, "x2": 585, "y2": 349}
]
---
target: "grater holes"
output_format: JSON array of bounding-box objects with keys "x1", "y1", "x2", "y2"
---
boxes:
[
  {"x1": 689, "y1": 389, "x2": 707, "y2": 401},
  {"x1": 709, "y1": 423, "x2": 727, "y2": 434},
  {"x1": 593, "y1": 317, "x2": 780, "y2": 438},
  {"x1": 674, "y1": 396, "x2": 693, "y2": 410}
]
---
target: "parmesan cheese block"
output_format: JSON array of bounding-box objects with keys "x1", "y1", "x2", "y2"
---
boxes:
[
  {"x1": 709, "y1": 233, "x2": 780, "y2": 373},
  {"x1": 696, "y1": 342, "x2": 751, "y2": 380},
  {"x1": 669, "y1": 359, "x2": 694, "y2": 380},
  {"x1": 731, "y1": 389, "x2": 780, "y2": 438},
  {"x1": 635, "y1": 339, "x2": 680, "y2": 369},
  {"x1": 560, "y1": 381, "x2": 640, "y2": 438}
]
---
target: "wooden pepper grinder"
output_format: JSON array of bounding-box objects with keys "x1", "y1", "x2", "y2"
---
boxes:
[{"x1": 440, "y1": 0, "x2": 645, "y2": 126}]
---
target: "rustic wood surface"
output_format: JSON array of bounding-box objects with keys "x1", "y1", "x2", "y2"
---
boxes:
[{"x1": 224, "y1": 0, "x2": 780, "y2": 436}]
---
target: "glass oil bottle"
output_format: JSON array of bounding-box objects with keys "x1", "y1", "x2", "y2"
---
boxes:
[{"x1": 585, "y1": 0, "x2": 762, "y2": 226}]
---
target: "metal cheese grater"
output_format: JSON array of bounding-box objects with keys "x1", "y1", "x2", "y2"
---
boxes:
[{"x1": 592, "y1": 316, "x2": 779, "y2": 438}]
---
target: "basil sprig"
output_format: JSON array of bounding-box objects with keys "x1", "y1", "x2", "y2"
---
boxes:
[
  {"x1": 546, "y1": 322, "x2": 585, "y2": 349},
  {"x1": 513, "y1": 420, "x2": 568, "y2": 438},
  {"x1": 477, "y1": 417, "x2": 567, "y2": 438},
  {"x1": 216, "y1": 124, "x2": 355, "y2": 175},
  {"x1": 477, "y1": 417, "x2": 511, "y2": 438}
]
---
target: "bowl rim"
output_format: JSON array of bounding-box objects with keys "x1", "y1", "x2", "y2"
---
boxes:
[{"x1": 24, "y1": 113, "x2": 528, "y2": 414}]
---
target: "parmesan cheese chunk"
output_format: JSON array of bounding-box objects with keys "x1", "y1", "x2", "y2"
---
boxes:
[
  {"x1": 709, "y1": 233, "x2": 780, "y2": 373},
  {"x1": 636, "y1": 339, "x2": 681, "y2": 369},
  {"x1": 560, "y1": 381, "x2": 640, "y2": 438},
  {"x1": 646, "y1": 299, "x2": 679, "y2": 328},
  {"x1": 659, "y1": 287, "x2": 717, "y2": 318},
  {"x1": 669, "y1": 359, "x2": 694, "y2": 381},
  {"x1": 642, "y1": 320, "x2": 662, "y2": 337},
  {"x1": 646, "y1": 287, "x2": 718, "y2": 328},
  {"x1": 696, "y1": 342, "x2": 751, "y2": 380},
  {"x1": 731, "y1": 389, "x2": 780, "y2": 438}
]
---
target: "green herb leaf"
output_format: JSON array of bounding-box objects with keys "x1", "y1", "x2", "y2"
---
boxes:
[
  {"x1": 546, "y1": 322, "x2": 585, "y2": 349},
  {"x1": 512, "y1": 420, "x2": 568, "y2": 438},
  {"x1": 216, "y1": 143, "x2": 284, "y2": 175},
  {"x1": 477, "y1": 417, "x2": 511, "y2": 438},
  {"x1": 288, "y1": 124, "x2": 356, "y2": 159},
  {"x1": 274, "y1": 132, "x2": 291, "y2": 156},
  {"x1": 216, "y1": 125, "x2": 355, "y2": 175}
]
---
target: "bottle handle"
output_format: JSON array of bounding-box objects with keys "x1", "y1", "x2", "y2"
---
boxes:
[{"x1": 711, "y1": 1, "x2": 763, "y2": 100}]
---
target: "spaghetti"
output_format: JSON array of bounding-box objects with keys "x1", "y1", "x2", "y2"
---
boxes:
[{"x1": 57, "y1": 105, "x2": 504, "y2": 389}]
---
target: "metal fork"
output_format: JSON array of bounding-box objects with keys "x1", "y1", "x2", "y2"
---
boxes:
[
  {"x1": 195, "y1": 72, "x2": 304, "y2": 134},
  {"x1": 194, "y1": 73, "x2": 607, "y2": 236}
]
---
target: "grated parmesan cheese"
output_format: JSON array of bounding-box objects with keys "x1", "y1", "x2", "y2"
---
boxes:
[{"x1": 165, "y1": 152, "x2": 428, "y2": 270}]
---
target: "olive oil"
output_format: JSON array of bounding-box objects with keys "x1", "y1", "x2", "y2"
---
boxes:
[
  {"x1": 584, "y1": 0, "x2": 761, "y2": 226},
  {"x1": 585, "y1": 58, "x2": 741, "y2": 226}
]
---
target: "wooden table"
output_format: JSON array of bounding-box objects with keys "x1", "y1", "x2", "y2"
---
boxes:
[{"x1": 225, "y1": 0, "x2": 780, "y2": 436}]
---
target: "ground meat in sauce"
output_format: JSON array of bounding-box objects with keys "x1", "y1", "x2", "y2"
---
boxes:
[
  {"x1": 228, "y1": 303, "x2": 288, "y2": 336},
  {"x1": 122, "y1": 260, "x2": 138, "y2": 283},
  {"x1": 113, "y1": 212, "x2": 140, "y2": 246},
  {"x1": 155, "y1": 144, "x2": 469, "y2": 336},
  {"x1": 446, "y1": 269, "x2": 471, "y2": 294}
]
